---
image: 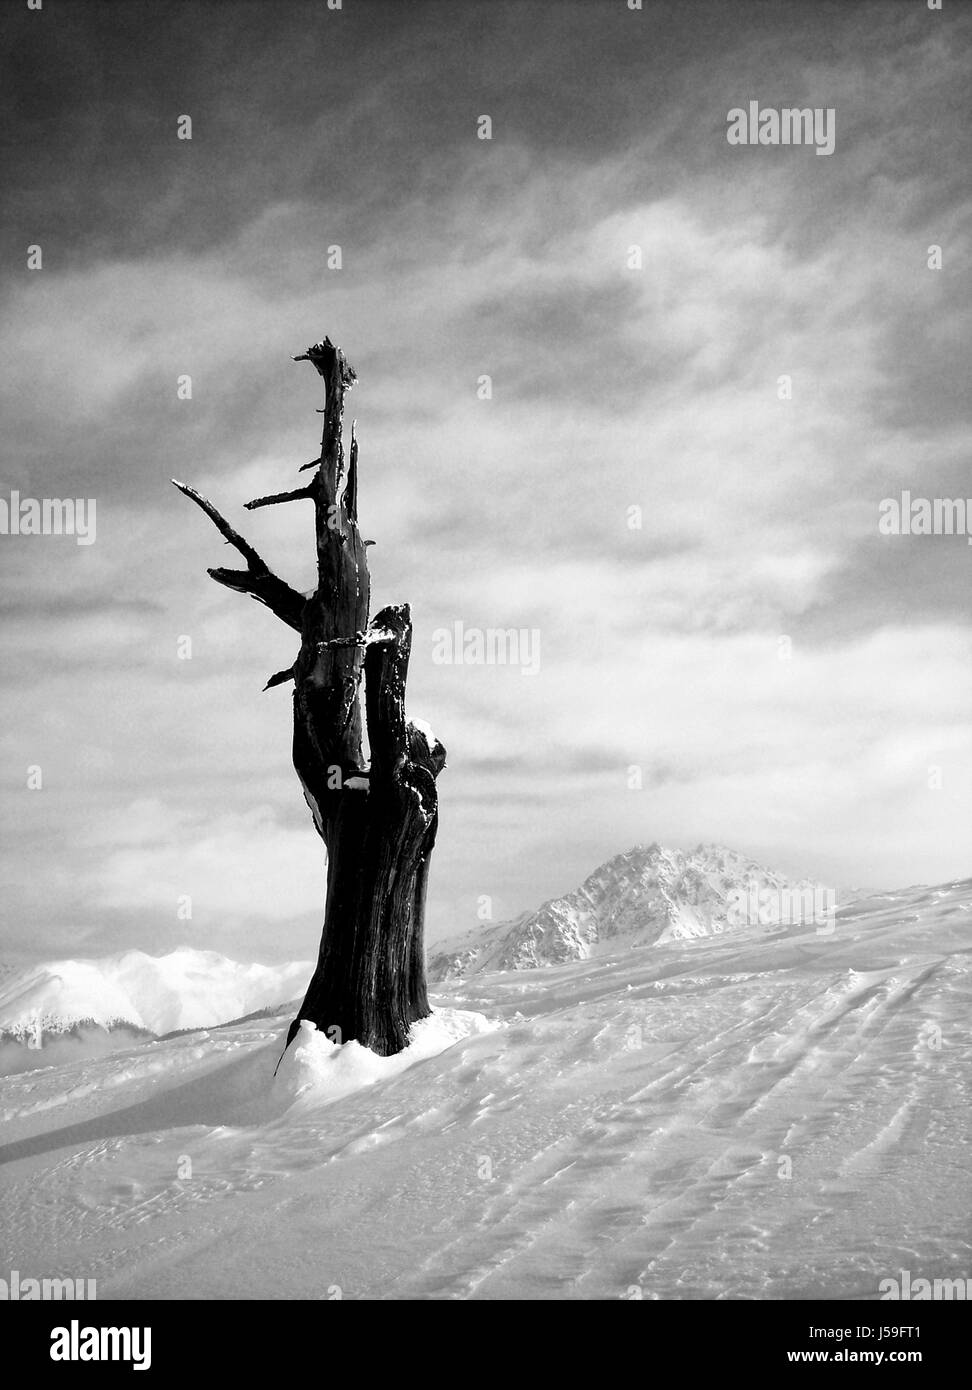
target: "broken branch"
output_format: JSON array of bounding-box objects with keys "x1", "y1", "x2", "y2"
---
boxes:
[
  {"x1": 245, "y1": 485, "x2": 316, "y2": 511},
  {"x1": 172, "y1": 479, "x2": 306, "y2": 632}
]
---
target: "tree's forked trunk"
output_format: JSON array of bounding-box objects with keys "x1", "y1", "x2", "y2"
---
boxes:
[{"x1": 174, "y1": 338, "x2": 445, "y2": 1056}]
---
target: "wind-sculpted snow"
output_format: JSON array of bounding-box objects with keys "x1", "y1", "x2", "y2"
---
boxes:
[
  {"x1": 0, "y1": 878, "x2": 968, "y2": 1299},
  {"x1": 275, "y1": 1010, "x2": 499, "y2": 1109},
  {"x1": 428, "y1": 842, "x2": 829, "y2": 980}
]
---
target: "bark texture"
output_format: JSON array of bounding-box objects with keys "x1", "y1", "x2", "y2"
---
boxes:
[{"x1": 174, "y1": 338, "x2": 444, "y2": 1056}]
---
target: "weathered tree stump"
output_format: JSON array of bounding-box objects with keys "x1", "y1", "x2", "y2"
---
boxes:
[{"x1": 174, "y1": 338, "x2": 444, "y2": 1056}]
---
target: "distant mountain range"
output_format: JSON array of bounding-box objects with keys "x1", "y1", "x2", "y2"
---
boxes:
[
  {"x1": 0, "y1": 947, "x2": 312, "y2": 1045},
  {"x1": 427, "y1": 842, "x2": 831, "y2": 981}
]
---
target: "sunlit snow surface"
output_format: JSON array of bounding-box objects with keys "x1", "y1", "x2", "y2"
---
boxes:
[{"x1": 1, "y1": 880, "x2": 969, "y2": 1300}]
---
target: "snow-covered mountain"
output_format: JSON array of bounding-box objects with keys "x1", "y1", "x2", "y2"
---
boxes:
[
  {"x1": 0, "y1": 947, "x2": 312, "y2": 1045},
  {"x1": 428, "y1": 842, "x2": 832, "y2": 980}
]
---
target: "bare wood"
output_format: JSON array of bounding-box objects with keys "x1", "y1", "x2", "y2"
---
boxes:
[
  {"x1": 172, "y1": 479, "x2": 265, "y2": 568},
  {"x1": 263, "y1": 665, "x2": 297, "y2": 691},
  {"x1": 172, "y1": 480, "x2": 307, "y2": 631},
  {"x1": 244, "y1": 485, "x2": 315, "y2": 511},
  {"x1": 178, "y1": 339, "x2": 443, "y2": 1057}
]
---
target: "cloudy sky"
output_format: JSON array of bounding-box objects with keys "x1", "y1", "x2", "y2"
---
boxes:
[{"x1": 1, "y1": 0, "x2": 969, "y2": 967}]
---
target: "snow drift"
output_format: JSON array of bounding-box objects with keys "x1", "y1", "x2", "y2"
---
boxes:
[
  {"x1": 275, "y1": 1008, "x2": 499, "y2": 1109},
  {"x1": 0, "y1": 876, "x2": 967, "y2": 1299}
]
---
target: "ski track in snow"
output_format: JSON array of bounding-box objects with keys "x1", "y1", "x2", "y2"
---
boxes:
[{"x1": 0, "y1": 881, "x2": 970, "y2": 1299}]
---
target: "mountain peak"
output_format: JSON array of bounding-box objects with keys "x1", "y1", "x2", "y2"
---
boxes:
[{"x1": 428, "y1": 842, "x2": 827, "y2": 981}]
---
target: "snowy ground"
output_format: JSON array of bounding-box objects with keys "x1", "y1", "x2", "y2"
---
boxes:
[{"x1": 1, "y1": 880, "x2": 969, "y2": 1300}]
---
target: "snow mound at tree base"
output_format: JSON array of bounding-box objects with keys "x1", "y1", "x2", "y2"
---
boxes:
[{"x1": 275, "y1": 1008, "x2": 499, "y2": 1108}]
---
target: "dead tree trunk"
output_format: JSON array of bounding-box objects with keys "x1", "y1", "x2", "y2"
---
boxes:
[{"x1": 174, "y1": 338, "x2": 445, "y2": 1056}]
